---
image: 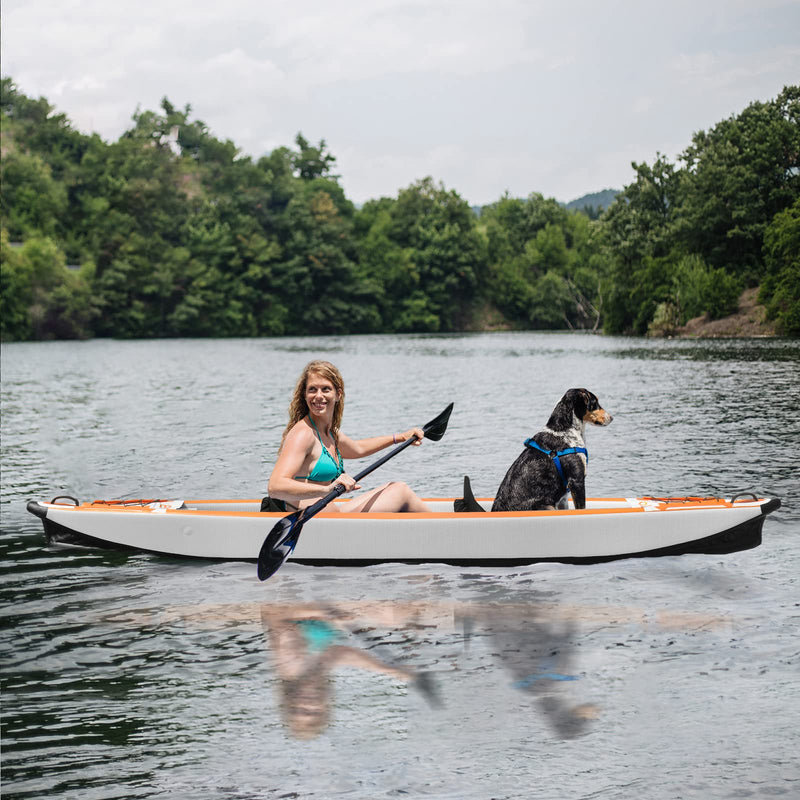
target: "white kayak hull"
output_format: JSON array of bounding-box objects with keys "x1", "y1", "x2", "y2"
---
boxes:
[{"x1": 27, "y1": 495, "x2": 780, "y2": 567}]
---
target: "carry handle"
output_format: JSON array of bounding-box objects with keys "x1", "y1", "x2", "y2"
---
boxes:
[
  {"x1": 730, "y1": 492, "x2": 758, "y2": 503},
  {"x1": 50, "y1": 495, "x2": 79, "y2": 506}
]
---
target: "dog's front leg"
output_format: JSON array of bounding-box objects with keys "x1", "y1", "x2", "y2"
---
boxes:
[
  {"x1": 517, "y1": 497, "x2": 551, "y2": 512},
  {"x1": 567, "y1": 479, "x2": 586, "y2": 510}
]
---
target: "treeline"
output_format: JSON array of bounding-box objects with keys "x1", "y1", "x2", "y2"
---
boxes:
[{"x1": 1, "y1": 79, "x2": 798, "y2": 340}]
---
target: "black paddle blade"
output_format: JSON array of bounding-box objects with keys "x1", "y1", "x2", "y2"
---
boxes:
[
  {"x1": 257, "y1": 512, "x2": 303, "y2": 581},
  {"x1": 422, "y1": 402, "x2": 454, "y2": 442}
]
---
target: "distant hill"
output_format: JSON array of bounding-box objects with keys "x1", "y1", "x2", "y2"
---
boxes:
[
  {"x1": 473, "y1": 189, "x2": 621, "y2": 218},
  {"x1": 564, "y1": 189, "x2": 621, "y2": 212}
]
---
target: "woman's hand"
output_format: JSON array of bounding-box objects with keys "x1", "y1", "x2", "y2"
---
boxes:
[
  {"x1": 395, "y1": 427, "x2": 425, "y2": 446},
  {"x1": 332, "y1": 473, "x2": 360, "y2": 494}
]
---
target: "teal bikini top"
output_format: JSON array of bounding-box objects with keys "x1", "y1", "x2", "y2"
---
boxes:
[
  {"x1": 295, "y1": 418, "x2": 344, "y2": 482},
  {"x1": 292, "y1": 619, "x2": 342, "y2": 653}
]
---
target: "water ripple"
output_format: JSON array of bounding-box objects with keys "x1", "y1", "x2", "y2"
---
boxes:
[{"x1": 2, "y1": 334, "x2": 798, "y2": 799}]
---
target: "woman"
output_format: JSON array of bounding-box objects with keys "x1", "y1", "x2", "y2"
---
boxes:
[{"x1": 266, "y1": 360, "x2": 431, "y2": 513}]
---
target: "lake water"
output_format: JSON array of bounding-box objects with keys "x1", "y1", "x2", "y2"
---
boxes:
[{"x1": 1, "y1": 333, "x2": 798, "y2": 799}]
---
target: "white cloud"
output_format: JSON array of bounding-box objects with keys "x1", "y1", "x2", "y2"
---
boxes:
[
  {"x1": 2, "y1": 0, "x2": 798, "y2": 204},
  {"x1": 258, "y1": 0, "x2": 547, "y2": 81}
]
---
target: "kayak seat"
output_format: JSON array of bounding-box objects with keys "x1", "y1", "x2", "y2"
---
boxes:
[{"x1": 454, "y1": 476, "x2": 487, "y2": 513}]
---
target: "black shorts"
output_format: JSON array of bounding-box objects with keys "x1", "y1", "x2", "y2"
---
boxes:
[{"x1": 260, "y1": 496, "x2": 287, "y2": 513}]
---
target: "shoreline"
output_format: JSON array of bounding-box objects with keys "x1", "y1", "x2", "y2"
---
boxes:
[{"x1": 670, "y1": 287, "x2": 777, "y2": 339}]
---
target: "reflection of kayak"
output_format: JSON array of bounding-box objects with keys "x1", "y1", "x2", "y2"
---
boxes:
[{"x1": 27, "y1": 494, "x2": 780, "y2": 567}]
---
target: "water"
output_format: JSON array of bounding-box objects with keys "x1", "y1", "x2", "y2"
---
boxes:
[{"x1": 1, "y1": 333, "x2": 798, "y2": 799}]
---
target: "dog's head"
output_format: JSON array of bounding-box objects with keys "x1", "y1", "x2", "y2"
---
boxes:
[
  {"x1": 550, "y1": 389, "x2": 613, "y2": 430},
  {"x1": 571, "y1": 389, "x2": 612, "y2": 426}
]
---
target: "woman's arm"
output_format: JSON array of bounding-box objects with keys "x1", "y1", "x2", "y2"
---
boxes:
[
  {"x1": 268, "y1": 423, "x2": 342, "y2": 503},
  {"x1": 322, "y1": 644, "x2": 415, "y2": 681},
  {"x1": 338, "y1": 427, "x2": 424, "y2": 460}
]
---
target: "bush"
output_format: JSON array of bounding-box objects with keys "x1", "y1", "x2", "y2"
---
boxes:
[
  {"x1": 672, "y1": 254, "x2": 741, "y2": 322},
  {"x1": 648, "y1": 301, "x2": 681, "y2": 337},
  {"x1": 761, "y1": 200, "x2": 800, "y2": 335}
]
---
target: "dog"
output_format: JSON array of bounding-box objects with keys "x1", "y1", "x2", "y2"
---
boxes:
[{"x1": 490, "y1": 388, "x2": 612, "y2": 512}]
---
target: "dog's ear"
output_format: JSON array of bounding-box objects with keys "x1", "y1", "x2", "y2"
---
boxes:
[
  {"x1": 577, "y1": 388, "x2": 598, "y2": 412},
  {"x1": 565, "y1": 388, "x2": 589, "y2": 417}
]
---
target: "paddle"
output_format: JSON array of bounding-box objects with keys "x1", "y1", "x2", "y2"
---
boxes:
[{"x1": 256, "y1": 402, "x2": 454, "y2": 581}]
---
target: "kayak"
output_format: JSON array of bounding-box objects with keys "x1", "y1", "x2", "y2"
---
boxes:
[{"x1": 27, "y1": 493, "x2": 780, "y2": 567}]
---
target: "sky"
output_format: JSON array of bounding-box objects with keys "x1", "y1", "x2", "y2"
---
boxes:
[{"x1": 2, "y1": 0, "x2": 799, "y2": 207}]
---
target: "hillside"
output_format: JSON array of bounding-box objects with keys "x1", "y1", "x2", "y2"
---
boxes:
[{"x1": 565, "y1": 188, "x2": 620, "y2": 212}]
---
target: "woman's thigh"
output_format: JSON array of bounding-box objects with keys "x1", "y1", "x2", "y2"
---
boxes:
[{"x1": 339, "y1": 483, "x2": 400, "y2": 513}]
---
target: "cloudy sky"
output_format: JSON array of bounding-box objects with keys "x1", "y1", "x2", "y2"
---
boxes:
[{"x1": 3, "y1": 0, "x2": 798, "y2": 206}]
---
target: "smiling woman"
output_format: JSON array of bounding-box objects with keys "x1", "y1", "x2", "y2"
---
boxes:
[{"x1": 265, "y1": 360, "x2": 432, "y2": 514}]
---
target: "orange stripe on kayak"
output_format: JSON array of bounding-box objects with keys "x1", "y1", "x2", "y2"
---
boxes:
[{"x1": 68, "y1": 496, "x2": 764, "y2": 516}]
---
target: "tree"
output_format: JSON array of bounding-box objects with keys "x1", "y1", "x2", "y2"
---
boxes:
[
  {"x1": 524, "y1": 224, "x2": 569, "y2": 277},
  {"x1": 529, "y1": 271, "x2": 573, "y2": 328},
  {"x1": 600, "y1": 154, "x2": 685, "y2": 334},
  {"x1": 481, "y1": 194, "x2": 606, "y2": 330},
  {"x1": 292, "y1": 134, "x2": 338, "y2": 181},
  {"x1": 1, "y1": 231, "x2": 32, "y2": 339},
  {"x1": 0, "y1": 231, "x2": 95, "y2": 340},
  {"x1": 0, "y1": 152, "x2": 68, "y2": 239},
  {"x1": 760, "y1": 198, "x2": 800, "y2": 335},
  {"x1": 356, "y1": 178, "x2": 487, "y2": 332},
  {"x1": 678, "y1": 85, "x2": 800, "y2": 278},
  {"x1": 2, "y1": 79, "x2": 797, "y2": 341}
]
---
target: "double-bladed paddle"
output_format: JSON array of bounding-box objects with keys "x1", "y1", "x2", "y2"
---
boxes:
[{"x1": 256, "y1": 402, "x2": 454, "y2": 581}]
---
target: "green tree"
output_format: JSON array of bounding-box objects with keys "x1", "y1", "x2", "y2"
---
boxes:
[
  {"x1": 648, "y1": 254, "x2": 743, "y2": 336},
  {"x1": 0, "y1": 231, "x2": 95, "y2": 340},
  {"x1": 3, "y1": 78, "x2": 797, "y2": 341},
  {"x1": 0, "y1": 151, "x2": 68, "y2": 239},
  {"x1": 485, "y1": 257, "x2": 535, "y2": 325},
  {"x1": 0, "y1": 231, "x2": 32, "y2": 339},
  {"x1": 601, "y1": 154, "x2": 685, "y2": 334},
  {"x1": 292, "y1": 134, "x2": 338, "y2": 181},
  {"x1": 481, "y1": 194, "x2": 605, "y2": 329},
  {"x1": 529, "y1": 271, "x2": 573, "y2": 328},
  {"x1": 524, "y1": 224, "x2": 569, "y2": 276},
  {"x1": 678, "y1": 85, "x2": 800, "y2": 278},
  {"x1": 760, "y1": 198, "x2": 800, "y2": 335},
  {"x1": 357, "y1": 178, "x2": 487, "y2": 332}
]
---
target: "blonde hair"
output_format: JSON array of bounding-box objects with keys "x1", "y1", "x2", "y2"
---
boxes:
[{"x1": 281, "y1": 360, "x2": 345, "y2": 446}]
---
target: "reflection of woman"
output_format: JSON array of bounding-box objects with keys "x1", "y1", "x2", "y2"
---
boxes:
[
  {"x1": 260, "y1": 606, "x2": 431, "y2": 740},
  {"x1": 266, "y1": 360, "x2": 431, "y2": 513}
]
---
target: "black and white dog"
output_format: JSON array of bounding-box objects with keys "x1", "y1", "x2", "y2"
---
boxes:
[{"x1": 491, "y1": 389, "x2": 612, "y2": 512}]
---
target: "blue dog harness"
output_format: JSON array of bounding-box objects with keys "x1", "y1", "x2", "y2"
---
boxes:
[{"x1": 524, "y1": 438, "x2": 588, "y2": 487}]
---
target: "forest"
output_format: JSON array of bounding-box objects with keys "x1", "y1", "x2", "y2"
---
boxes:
[{"x1": 1, "y1": 79, "x2": 798, "y2": 340}]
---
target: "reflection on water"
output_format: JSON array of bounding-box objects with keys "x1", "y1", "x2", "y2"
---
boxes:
[
  {"x1": 259, "y1": 603, "x2": 440, "y2": 739},
  {"x1": 95, "y1": 595, "x2": 737, "y2": 747},
  {"x1": 458, "y1": 604, "x2": 600, "y2": 739}
]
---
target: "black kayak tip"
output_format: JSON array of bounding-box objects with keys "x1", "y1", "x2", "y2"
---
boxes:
[{"x1": 27, "y1": 500, "x2": 47, "y2": 519}]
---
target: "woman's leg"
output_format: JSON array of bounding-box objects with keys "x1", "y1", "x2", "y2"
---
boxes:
[{"x1": 340, "y1": 482, "x2": 431, "y2": 513}]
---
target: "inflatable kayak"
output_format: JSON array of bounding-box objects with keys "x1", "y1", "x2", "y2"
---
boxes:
[{"x1": 27, "y1": 492, "x2": 780, "y2": 567}]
